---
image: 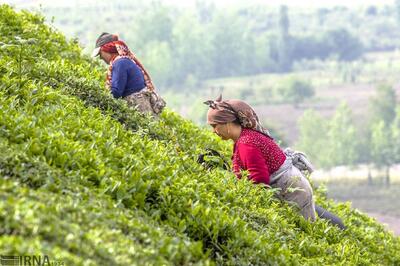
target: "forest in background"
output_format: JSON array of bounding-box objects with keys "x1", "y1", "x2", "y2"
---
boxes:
[{"x1": 36, "y1": 0, "x2": 400, "y2": 87}]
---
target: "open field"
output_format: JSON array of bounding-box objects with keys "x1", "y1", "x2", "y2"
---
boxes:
[
  {"x1": 311, "y1": 164, "x2": 400, "y2": 183},
  {"x1": 324, "y1": 182, "x2": 400, "y2": 217},
  {"x1": 367, "y1": 213, "x2": 400, "y2": 236},
  {"x1": 321, "y1": 181, "x2": 400, "y2": 236}
]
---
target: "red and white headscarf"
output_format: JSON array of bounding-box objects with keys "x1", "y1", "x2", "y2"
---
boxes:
[{"x1": 101, "y1": 40, "x2": 155, "y2": 92}]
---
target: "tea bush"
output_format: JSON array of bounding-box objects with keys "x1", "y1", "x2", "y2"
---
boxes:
[{"x1": 0, "y1": 5, "x2": 399, "y2": 265}]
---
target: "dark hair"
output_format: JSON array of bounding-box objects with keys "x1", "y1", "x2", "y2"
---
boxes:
[
  {"x1": 232, "y1": 119, "x2": 241, "y2": 126},
  {"x1": 95, "y1": 32, "x2": 118, "y2": 48}
]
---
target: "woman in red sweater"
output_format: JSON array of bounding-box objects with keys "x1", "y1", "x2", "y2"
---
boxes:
[{"x1": 205, "y1": 96, "x2": 316, "y2": 221}]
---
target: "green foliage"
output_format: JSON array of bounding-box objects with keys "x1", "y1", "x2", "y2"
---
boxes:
[
  {"x1": 322, "y1": 28, "x2": 364, "y2": 61},
  {"x1": 292, "y1": 28, "x2": 363, "y2": 62},
  {"x1": 326, "y1": 102, "x2": 359, "y2": 167},
  {"x1": 297, "y1": 110, "x2": 329, "y2": 167},
  {"x1": 32, "y1": 2, "x2": 370, "y2": 87},
  {"x1": 363, "y1": 84, "x2": 398, "y2": 185},
  {"x1": 395, "y1": 0, "x2": 400, "y2": 26},
  {"x1": 369, "y1": 84, "x2": 397, "y2": 126},
  {"x1": 275, "y1": 77, "x2": 315, "y2": 105},
  {"x1": 209, "y1": 12, "x2": 247, "y2": 77},
  {"x1": 171, "y1": 12, "x2": 214, "y2": 83},
  {"x1": 276, "y1": 5, "x2": 292, "y2": 72},
  {"x1": 371, "y1": 121, "x2": 394, "y2": 169},
  {"x1": 391, "y1": 107, "x2": 400, "y2": 163},
  {"x1": 297, "y1": 103, "x2": 358, "y2": 168},
  {"x1": 1, "y1": 5, "x2": 400, "y2": 265},
  {"x1": 141, "y1": 41, "x2": 173, "y2": 86}
]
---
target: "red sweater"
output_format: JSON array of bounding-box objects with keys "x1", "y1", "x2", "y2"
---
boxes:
[{"x1": 232, "y1": 129, "x2": 286, "y2": 185}]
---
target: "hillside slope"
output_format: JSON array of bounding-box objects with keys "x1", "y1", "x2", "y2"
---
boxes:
[{"x1": 0, "y1": 5, "x2": 399, "y2": 265}]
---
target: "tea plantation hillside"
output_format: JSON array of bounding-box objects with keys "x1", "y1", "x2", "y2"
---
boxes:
[{"x1": 0, "y1": 5, "x2": 399, "y2": 265}]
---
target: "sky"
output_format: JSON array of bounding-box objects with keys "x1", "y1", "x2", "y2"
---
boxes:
[
  {"x1": 0, "y1": 0, "x2": 395, "y2": 8},
  {"x1": 167, "y1": 0, "x2": 395, "y2": 8}
]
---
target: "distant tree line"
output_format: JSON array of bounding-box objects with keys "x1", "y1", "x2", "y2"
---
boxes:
[
  {"x1": 45, "y1": 2, "x2": 366, "y2": 88},
  {"x1": 297, "y1": 85, "x2": 400, "y2": 186},
  {"x1": 127, "y1": 3, "x2": 364, "y2": 87}
]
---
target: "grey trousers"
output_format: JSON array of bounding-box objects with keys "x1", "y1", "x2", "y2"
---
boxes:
[{"x1": 271, "y1": 165, "x2": 316, "y2": 221}]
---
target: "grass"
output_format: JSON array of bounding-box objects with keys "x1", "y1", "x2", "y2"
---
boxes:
[{"x1": 324, "y1": 180, "x2": 400, "y2": 217}]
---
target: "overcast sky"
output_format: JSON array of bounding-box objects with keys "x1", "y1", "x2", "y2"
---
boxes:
[
  {"x1": 1, "y1": 0, "x2": 395, "y2": 8},
  {"x1": 167, "y1": 0, "x2": 395, "y2": 8}
]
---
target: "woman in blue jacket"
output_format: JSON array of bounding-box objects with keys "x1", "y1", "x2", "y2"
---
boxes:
[{"x1": 92, "y1": 32, "x2": 165, "y2": 115}]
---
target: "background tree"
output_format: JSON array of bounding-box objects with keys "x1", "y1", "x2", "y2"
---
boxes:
[
  {"x1": 366, "y1": 84, "x2": 398, "y2": 186},
  {"x1": 369, "y1": 84, "x2": 397, "y2": 125},
  {"x1": 275, "y1": 77, "x2": 315, "y2": 106},
  {"x1": 356, "y1": 132, "x2": 374, "y2": 184},
  {"x1": 209, "y1": 12, "x2": 247, "y2": 77},
  {"x1": 325, "y1": 102, "x2": 359, "y2": 168},
  {"x1": 42, "y1": 1, "x2": 373, "y2": 87},
  {"x1": 370, "y1": 121, "x2": 395, "y2": 187},
  {"x1": 195, "y1": 0, "x2": 215, "y2": 23},
  {"x1": 141, "y1": 41, "x2": 173, "y2": 87},
  {"x1": 365, "y1": 6, "x2": 378, "y2": 16},
  {"x1": 171, "y1": 13, "x2": 214, "y2": 86},
  {"x1": 297, "y1": 103, "x2": 359, "y2": 170},
  {"x1": 395, "y1": 0, "x2": 400, "y2": 26},
  {"x1": 127, "y1": 2, "x2": 173, "y2": 49},
  {"x1": 316, "y1": 8, "x2": 329, "y2": 25},
  {"x1": 322, "y1": 28, "x2": 364, "y2": 61},
  {"x1": 253, "y1": 33, "x2": 276, "y2": 73},
  {"x1": 390, "y1": 106, "x2": 400, "y2": 179},
  {"x1": 277, "y1": 5, "x2": 292, "y2": 72},
  {"x1": 296, "y1": 109, "x2": 329, "y2": 168}
]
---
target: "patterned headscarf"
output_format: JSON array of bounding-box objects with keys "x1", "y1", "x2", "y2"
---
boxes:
[
  {"x1": 101, "y1": 40, "x2": 155, "y2": 92},
  {"x1": 204, "y1": 95, "x2": 273, "y2": 139}
]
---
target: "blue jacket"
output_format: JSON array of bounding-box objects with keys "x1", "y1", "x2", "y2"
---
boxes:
[{"x1": 111, "y1": 58, "x2": 146, "y2": 98}]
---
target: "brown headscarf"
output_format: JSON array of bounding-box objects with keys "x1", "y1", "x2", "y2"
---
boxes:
[{"x1": 204, "y1": 95, "x2": 273, "y2": 139}]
